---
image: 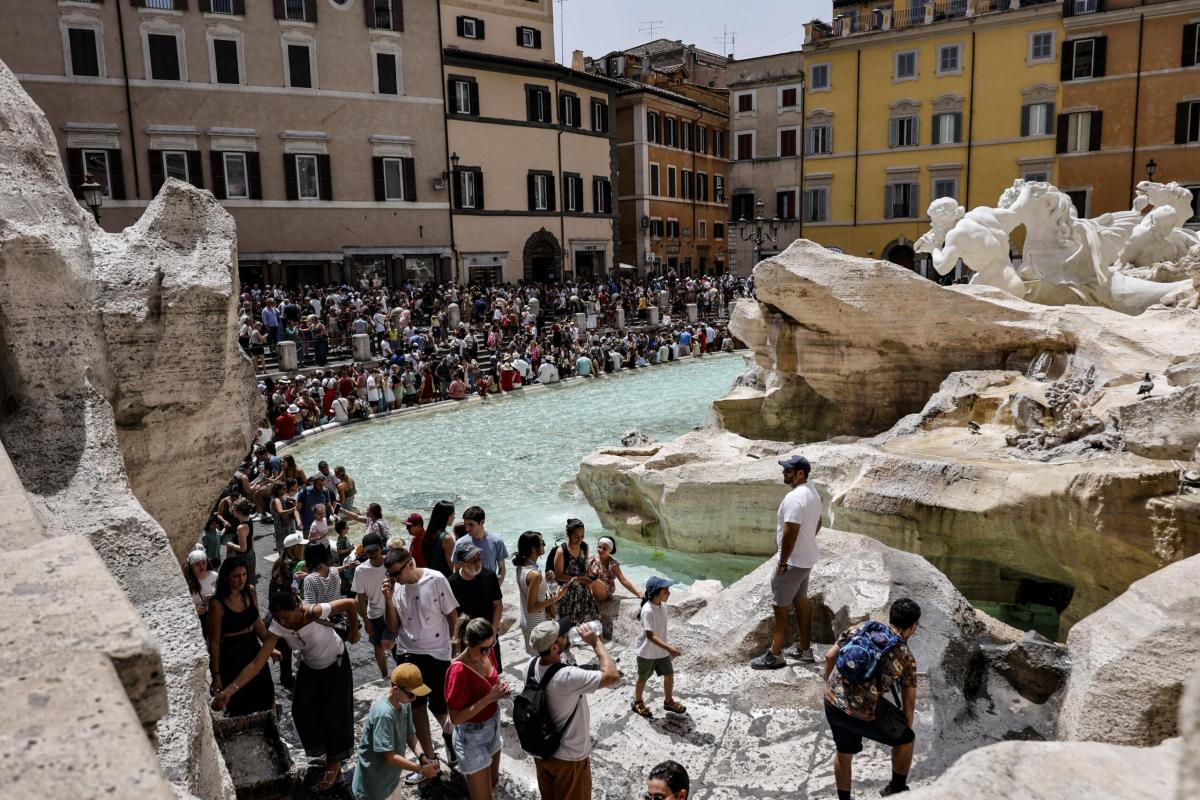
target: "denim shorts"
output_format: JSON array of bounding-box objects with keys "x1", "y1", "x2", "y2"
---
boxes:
[{"x1": 452, "y1": 714, "x2": 503, "y2": 776}]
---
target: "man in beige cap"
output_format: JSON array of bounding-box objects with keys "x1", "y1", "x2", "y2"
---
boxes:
[{"x1": 352, "y1": 664, "x2": 441, "y2": 799}]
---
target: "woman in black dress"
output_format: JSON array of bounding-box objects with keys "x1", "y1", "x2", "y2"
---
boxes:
[{"x1": 207, "y1": 557, "x2": 275, "y2": 716}]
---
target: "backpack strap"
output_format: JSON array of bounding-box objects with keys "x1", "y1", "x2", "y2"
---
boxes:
[{"x1": 541, "y1": 662, "x2": 583, "y2": 736}]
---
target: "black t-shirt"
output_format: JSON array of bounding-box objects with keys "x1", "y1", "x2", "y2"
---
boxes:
[{"x1": 449, "y1": 568, "x2": 502, "y2": 623}]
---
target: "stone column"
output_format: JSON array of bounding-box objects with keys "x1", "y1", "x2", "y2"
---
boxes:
[
  {"x1": 658, "y1": 290, "x2": 669, "y2": 308},
  {"x1": 574, "y1": 312, "x2": 587, "y2": 330},
  {"x1": 528, "y1": 298, "x2": 539, "y2": 319},
  {"x1": 686, "y1": 303, "x2": 698, "y2": 323},
  {"x1": 447, "y1": 302, "x2": 461, "y2": 328},
  {"x1": 277, "y1": 340, "x2": 298, "y2": 371},
  {"x1": 352, "y1": 333, "x2": 372, "y2": 362},
  {"x1": 647, "y1": 307, "x2": 660, "y2": 326},
  {"x1": 615, "y1": 307, "x2": 625, "y2": 330}
]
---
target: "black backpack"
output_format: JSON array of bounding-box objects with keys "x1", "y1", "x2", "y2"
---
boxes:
[
  {"x1": 545, "y1": 541, "x2": 587, "y2": 579},
  {"x1": 512, "y1": 660, "x2": 581, "y2": 759}
]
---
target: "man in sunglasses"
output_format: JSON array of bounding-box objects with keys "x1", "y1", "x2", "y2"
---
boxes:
[
  {"x1": 352, "y1": 664, "x2": 441, "y2": 799},
  {"x1": 751, "y1": 454, "x2": 822, "y2": 670}
]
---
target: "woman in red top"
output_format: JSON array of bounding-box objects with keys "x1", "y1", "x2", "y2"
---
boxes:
[{"x1": 445, "y1": 618, "x2": 509, "y2": 799}]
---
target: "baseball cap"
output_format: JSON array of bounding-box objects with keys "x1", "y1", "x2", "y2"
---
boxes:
[
  {"x1": 404, "y1": 513, "x2": 424, "y2": 528},
  {"x1": 390, "y1": 664, "x2": 431, "y2": 696},
  {"x1": 645, "y1": 575, "x2": 675, "y2": 597},
  {"x1": 362, "y1": 531, "x2": 384, "y2": 552},
  {"x1": 530, "y1": 619, "x2": 573, "y2": 654},
  {"x1": 778, "y1": 454, "x2": 812, "y2": 473},
  {"x1": 282, "y1": 532, "x2": 305, "y2": 549},
  {"x1": 455, "y1": 541, "x2": 482, "y2": 562}
]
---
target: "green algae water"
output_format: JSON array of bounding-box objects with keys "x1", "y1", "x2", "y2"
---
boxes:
[{"x1": 286, "y1": 353, "x2": 761, "y2": 587}]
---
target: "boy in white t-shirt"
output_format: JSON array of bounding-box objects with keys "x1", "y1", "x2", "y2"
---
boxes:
[{"x1": 631, "y1": 576, "x2": 685, "y2": 718}]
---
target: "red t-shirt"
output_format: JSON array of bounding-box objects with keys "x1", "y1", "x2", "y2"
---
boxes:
[
  {"x1": 410, "y1": 531, "x2": 427, "y2": 567},
  {"x1": 338, "y1": 376, "x2": 355, "y2": 398},
  {"x1": 274, "y1": 412, "x2": 296, "y2": 440},
  {"x1": 444, "y1": 651, "x2": 499, "y2": 723},
  {"x1": 499, "y1": 366, "x2": 516, "y2": 391}
]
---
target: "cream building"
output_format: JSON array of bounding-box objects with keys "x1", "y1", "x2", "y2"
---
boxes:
[
  {"x1": 440, "y1": 0, "x2": 619, "y2": 283},
  {"x1": 4, "y1": 0, "x2": 453, "y2": 286}
]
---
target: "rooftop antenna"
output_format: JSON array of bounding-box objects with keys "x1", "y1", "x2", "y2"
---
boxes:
[
  {"x1": 639, "y1": 19, "x2": 665, "y2": 43},
  {"x1": 556, "y1": 0, "x2": 570, "y2": 65},
  {"x1": 715, "y1": 24, "x2": 741, "y2": 58}
]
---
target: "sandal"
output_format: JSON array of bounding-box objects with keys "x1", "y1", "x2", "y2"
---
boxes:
[
  {"x1": 318, "y1": 761, "x2": 342, "y2": 791},
  {"x1": 663, "y1": 700, "x2": 687, "y2": 714},
  {"x1": 631, "y1": 699, "x2": 653, "y2": 718}
]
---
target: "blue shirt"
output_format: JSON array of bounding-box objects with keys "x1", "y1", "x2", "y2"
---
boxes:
[
  {"x1": 679, "y1": 331, "x2": 692, "y2": 347},
  {"x1": 352, "y1": 696, "x2": 416, "y2": 800},
  {"x1": 261, "y1": 306, "x2": 278, "y2": 327},
  {"x1": 296, "y1": 486, "x2": 335, "y2": 532},
  {"x1": 452, "y1": 532, "x2": 509, "y2": 576},
  {"x1": 576, "y1": 356, "x2": 592, "y2": 376}
]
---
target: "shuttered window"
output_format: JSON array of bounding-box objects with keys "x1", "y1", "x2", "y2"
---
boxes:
[
  {"x1": 885, "y1": 182, "x2": 918, "y2": 219},
  {"x1": 931, "y1": 112, "x2": 961, "y2": 145},
  {"x1": 1062, "y1": 37, "x2": 1106, "y2": 81},
  {"x1": 66, "y1": 148, "x2": 126, "y2": 201},
  {"x1": 1176, "y1": 101, "x2": 1200, "y2": 145},
  {"x1": 147, "y1": 33, "x2": 181, "y2": 81},
  {"x1": 68, "y1": 28, "x2": 101, "y2": 77},
  {"x1": 779, "y1": 128, "x2": 798, "y2": 157},
  {"x1": 1020, "y1": 102, "x2": 1054, "y2": 137},
  {"x1": 376, "y1": 52, "x2": 398, "y2": 95},
  {"x1": 287, "y1": 44, "x2": 312, "y2": 88},
  {"x1": 213, "y1": 39, "x2": 240, "y2": 84},
  {"x1": 366, "y1": 0, "x2": 403, "y2": 32},
  {"x1": 1184, "y1": 23, "x2": 1199, "y2": 68},
  {"x1": 592, "y1": 177, "x2": 612, "y2": 214}
]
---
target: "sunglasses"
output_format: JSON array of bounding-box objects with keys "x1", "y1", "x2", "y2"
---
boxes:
[
  {"x1": 645, "y1": 794, "x2": 673, "y2": 800},
  {"x1": 387, "y1": 560, "x2": 413, "y2": 578}
]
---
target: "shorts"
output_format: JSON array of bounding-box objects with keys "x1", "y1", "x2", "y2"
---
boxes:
[
  {"x1": 824, "y1": 702, "x2": 915, "y2": 755},
  {"x1": 452, "y1": 714, "x2": 502, "y2": 776},
  {"x1": 368, "y1": 617, "x2": 396, "y2": 647},
  {"x1": 394, "y1": 651, "x2": 450, "y2": 716},
  {"x1": 771, "y1": 565, "x2": 811, "y2": 608},
  {"x1": 636, "y1": 655, "x2": 674, "y2": 681}
]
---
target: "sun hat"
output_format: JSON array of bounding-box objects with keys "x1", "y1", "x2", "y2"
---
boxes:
[{"x1": 286, "y1": 404, "x2": 300, "y2": 414}]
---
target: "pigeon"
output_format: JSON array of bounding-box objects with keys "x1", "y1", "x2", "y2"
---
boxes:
[
  {"x1": 1137, "y1": 373, "x2": 1153, "y2": 399},
  {"x1": 967, "y1": 421, "x2": 982, "y2": 435}
]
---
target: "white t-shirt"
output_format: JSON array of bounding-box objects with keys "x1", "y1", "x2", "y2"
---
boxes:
[
  {"x1": 191, "y1": 572, "x2": 218, "y2": 605},
  {"x1": 391, "y1": 570, "x2": 458, "y2": 661},
  {"x1": 776, "y1": 483, "x2": 822, "y2": 569},
  {"x1": 351, "y1": 561, "x2": 389, "y2": 619},
  {"x1": 537, "y1": 363, "x2": 559, "y2": 384},
  {"x1": 331, "y1": 396, "x2": 351, "y2": 422},
  {"x1": 635, "y1": 601, "x2": 669, "y2": 660},
  {"x1": 268, "y1": 604, "x2": 344, "y2": 669},
  {"x1": 529, "y1": 660, "x2": 602, "y2": 761}
]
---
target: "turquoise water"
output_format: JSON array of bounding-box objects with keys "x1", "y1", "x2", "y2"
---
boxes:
[{"x1": 286, "y1": 354, "x2": 762, "y2": 587}]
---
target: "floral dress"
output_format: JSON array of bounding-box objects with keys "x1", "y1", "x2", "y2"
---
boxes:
[{"x1": 556, "y1": 544, "x2": 599, "y2": 627}]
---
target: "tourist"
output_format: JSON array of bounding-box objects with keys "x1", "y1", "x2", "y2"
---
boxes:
[
  {"x1": 585, "y1": 536, "x2": 641, "y2": 602},
  {"x1": 405, "y1": 513, "x2": 427, "y2": 567},
  {"x1": 213, "y1": 594, "x2": 361, "y2": 792},
  {"x1": 553, "y1": 519, "x2": 600, "y2": 634},
  {"x1": 631, "y1": 576, "x2": 685, "y2": 718},
  {"x1": 513, "y1": 532, "x2": 567, "y2": 655},
  {"x1": 824, "y1": 598, "x2": 921, "y2": 799},
  {"x1": 646, "y1": 760, "x2": 690, "y2": 800},
  {"x1": 454, "y1": 506, "x2": 509, "y2": 582},
  {"x1": 751, "y1": 454, "x2": 821, "y2": 670},
  {"x1": 446, "y1": 618, "x2": 509, "y2": 800},
  {"x1": 575, "y1": 351, "x2": 592, "y2": 377},
  {"x1": 449, "y1": 542, "x2": 504, "y2": 670},
  {"x1": 307, "y1": 502, "x2": 330, "y2": 545},
  {"x1": 296, "y1": 474, "x2": 336, "y2": 535},
  {"x1": 352, "y1": 531, "x2": 396, "y2": 680},
  {"x1": 334, "y1": 465, "x2": 358, "y2": 510},
  {"x1": 523, "y1": 619, "x2": 619, "y2": 799},
  {"x1": 226, "y1": 498, "x2": 257, "y2": 584},
  {"x1": 184, "y1": 549, "x2": 217, "y2": 624},
  {"x1": 207, "y1": 557, "x2": 274, "y2": 717},
  {"x1": 352, "y1": 664, "x2": 441, "y2": 800},
  {"x1": 537, "y1": 357, "x2": 560, "y2": 384},
  {"x1": 448, "y1": 371, "x2": 467, "y2": 399},
  {"x1": 199, "y1": 514, "x2": 222, "y2": 569},
  {"x1": 422, "y1": 500, "x2": 457, "y2": 577},
  {"x1": 270, "y1": 480, "x2": 298, "y2": 553},
  {"x1": 268, "y1": 532, "x2": 306, "y2": 690},
  {"x1": 383, "y1": 546, "x2": 461, "y2": 779},
  {"x1": 303, "y1": 542, "x2": 348, "y2": 634}
]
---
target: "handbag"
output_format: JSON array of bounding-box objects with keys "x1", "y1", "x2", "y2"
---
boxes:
[{"x1": 873, "y1": 682, "x2": 909, "y2": 740}]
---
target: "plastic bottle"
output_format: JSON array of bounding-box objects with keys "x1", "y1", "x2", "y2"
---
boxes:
[{"x1": 567, "y1": 620, "x2": 604, "y2": 648}]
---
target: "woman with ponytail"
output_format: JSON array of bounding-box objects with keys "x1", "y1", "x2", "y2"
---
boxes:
[
  {"x1": 422, "y1": 500, "x2": 456, "y2": 576},
  {"x1": 513, "y1": 532, "x2": 568, "y2": 655},
  {"x1": 445, "y1": 618, "x2": 509, "y2": 799}
]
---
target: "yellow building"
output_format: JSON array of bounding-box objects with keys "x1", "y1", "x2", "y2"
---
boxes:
[{"x1": 802, "y1": 0, "x2": 1063, "y2": 272}]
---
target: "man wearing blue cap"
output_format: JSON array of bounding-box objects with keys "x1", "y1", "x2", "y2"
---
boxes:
[{"x1": 751, "y1": 454, "x2": 822, "y2": 670}]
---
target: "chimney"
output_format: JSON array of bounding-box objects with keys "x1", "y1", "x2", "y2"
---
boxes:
[{"x1": 571, "y1": 49, "x2": 585, "y2": 71}]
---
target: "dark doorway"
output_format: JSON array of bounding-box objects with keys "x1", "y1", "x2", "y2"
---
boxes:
[
  {"x1": 522, "y1": 228, "x2": 562, "y2": 283},
  {"x1": 885, "y1": 244, "x2": 915, "y2": 271},
  {"x1": 575, "y1": 251, "x2": 603, "y2": 280}
]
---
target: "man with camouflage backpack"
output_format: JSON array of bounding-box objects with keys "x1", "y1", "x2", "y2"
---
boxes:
[{"x1": 823, "y1": 598, "x2": 921, "y2": 798}]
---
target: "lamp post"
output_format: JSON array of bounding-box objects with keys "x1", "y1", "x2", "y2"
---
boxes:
[
  {"x1": 737, "y1": 200, "x2": 780, "y2": 268},
  {"x1": 1145, "y1": 158, "x2": 1157, "y2": 181},
  {"x1": 446, "y1": 152, "x2": 461, "y2": 284},
  {"x1": 80, "y1": 172, "x2": 104, "y2": 223}
]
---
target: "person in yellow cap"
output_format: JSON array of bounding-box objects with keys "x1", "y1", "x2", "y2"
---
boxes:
[{"x1": 352, "y1": 663, "x2": 441, "y2": 799}]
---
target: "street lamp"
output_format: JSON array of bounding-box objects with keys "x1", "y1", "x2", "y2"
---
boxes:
[
  {"x1": 737, "y1": 200, "x2": 780, "y2": 268},
  {"x1": 1145, "y1": 158, "x2": 1157, "y2": 181},
  {"x1": 80, "y1": 172, "x2": 104, "y2": 223}
]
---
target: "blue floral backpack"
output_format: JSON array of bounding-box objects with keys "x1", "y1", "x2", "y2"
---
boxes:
[{"x1": 835, "y1": 620, "x2": 903, "y2": 683}]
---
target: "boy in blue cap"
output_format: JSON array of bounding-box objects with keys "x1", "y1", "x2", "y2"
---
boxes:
[{"x1": 631, "y1": 575, "x2": 686, "y2": 718}]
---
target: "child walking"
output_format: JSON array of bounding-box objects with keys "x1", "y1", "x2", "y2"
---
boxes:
[{"x1": 632, "y1": 575, "x2": 686, "y2": 718}]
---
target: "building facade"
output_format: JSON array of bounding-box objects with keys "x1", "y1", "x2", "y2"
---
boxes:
[
  {"x1": 1057, "y1": 0, "x2": 1200, "y2": 219},
  {"x1": 439, "y1": 0, "x2": 617, "y2": 283},
  {"x1": 800, "y1": 0, "x2": 1063, "y2": 270},
  {"x1": 724, "y1": 51, "x2": 806, "y2": 272},
  {"x1": 12, "y1": 0, "x2": 452, "y2": 287}
]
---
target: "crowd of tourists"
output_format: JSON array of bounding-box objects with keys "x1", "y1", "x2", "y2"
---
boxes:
[{"x1": 187, "y1": 441, "x2": 922, "y2": 799}]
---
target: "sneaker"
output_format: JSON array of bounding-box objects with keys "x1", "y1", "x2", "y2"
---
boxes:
[
  {"x1": 783, "y1": 644, "x2": 816, "y2": 662},
  {"x1": 749, "y1": 650, "x2": 785, "y2": 670},
  {"x1": 880, "y1": 785, "x2": 910, "y2": 796}
]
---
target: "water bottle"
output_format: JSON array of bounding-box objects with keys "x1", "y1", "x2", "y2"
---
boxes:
[{"x1": 567, "y1": 620, "x2": 604, "y2": 648}]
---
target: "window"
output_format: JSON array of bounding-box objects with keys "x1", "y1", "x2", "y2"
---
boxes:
[
  {"x1": 667, "y1": 165, "x2": 676, "y2": 198},
  {"x1": 736, "y1": 92, "x2": 755, "y2": 114},
  {"x1": 282, "y1": 0, "x2": 312, "y2": 22},
  {"x1": 222, "y1": 152, "x2": 250, "y2": 199},
  {"x1": 777, "y1": 189, "x2": 797, "y2": 220},
  {"x1": 736, "y1": 132, "x2": 754, "y2": 160},
  {"x1": 287, "y1": 43, "x2": 313, "y2": 88},
  {"x1": 1185, "y1": 23, "x2": 1199, "y2": 68},
  {"x1": 295, "y1": 154, "x2": 320, "y2": 199},
  {"x1": 526, "y1": 86, "x2": 552, "y2": 123},
  {"x1": 932, "y1": 112, "x2": 961, "y2": 145},
  {"x1": 67, "y1": 28, "x2": 101, "y2": 77},
  {"x1": 780, "y1": 86, "x2": 799, "y2": 108},
  {"x1": 366, "y1": 0, "x2": 400, "y2": 31},
  {"x1": 1064, "y1": 37, "x2": 1106, "y2": 81},
  {"x1": 1072, "y1": 0, "x2": 1097, "y2": 14},
  {"x1": 682, "y1": 122, "x2": 692, "y2": 151},
  {"x1": 806, "y1": 125, "x2": 832, "y2": 155},
  {"x1": 559, "y1": 93, "x2": 582, "y2": 128},
  {"x1": 209, "y1": 0, "x2": 239, "y2": 13},
  {"x1": 147, "y1": 33, "x2": 181, "y2": 81},
  {"x1": 810, "y1": 63, "x2": 830, "y2": 90},
  {"x1": 517, "y1": 26, "x2": 542, "y2": 48},
  {"x1": 1022, "y1": 102, "x2": 1054, "y2": 136},
  {"x1": 714, "y1": 222, "x2": 725, "y2": 240},
  {"x1": 885, "y1": 182, "x2": 919, "y2": 219},
  {"x1": 803, "y1": 187, "x2": 828, "y2": 223},
  {"x1": 148, "y1": 148, "x2": 201, "y2": 194},
  {"x1": 697, "y1": 172, "x2": 708, "y2": 201},
  {"x1": 165, "y1": 151, "x2": 191, "y2": 183},
  {"x1": 696, "y1": 125, "x2": 707, "y2": 153},
  {"x1": 731, "y1": 192, "x2": 755, "y2": 221},
  {"x1": 666, "y1": 219, "x2": 680, "y2": 239},
  {"x1": 457, "y1": 16, "x2": 484, "y2": 39},
  {"x1": 779, "y1": 128, "x2": 798, "y2": 158},
  {"x1": 1030, "y1": 31, "x2": 1055, "y2": 63},
  {"x1": 649, "y1": 218, "x2": 663, "y2": 238},
  {"x1": 699, "y1": 220, "x2": 707, "y2": 240},
  {"x1": 213, "y1": 39, "x2": 240, "y2": 84},
  {"x1": 1066, "y1": 189, "x2": 1088, "y2": 217},
  {"x1": 147, "y1": 0, "x2": 177, "y2": 8},
  {"x1": 1176, "y1": 101, "x2": 1200, "y2": 144},
  {"x1": 714, "y1": 131, "x2": 726, "y2": 158},
  {"x1": 890, "y1": 115, "x2": 918, "y2": 147},
  {"x1": 563, "y1": 173, "x2": 583, "y2": 212},
  {"x1": 937, "y1": 45, "x2": 960, "y2": 74},
  {"x1": 528, "y1": 171, "x2": 554, "y2": 211},
  {"x1": 82, "y1": 150, "x2": 113, "y2": 198},
  {"x1": 665, "y1": 117, "x2": 677, "y2": 147},
  {"x1": 714, "y1": 175, "x2": 725, "y2": 202},
  {"x1": 1185, "y1": 186, "x2": 1200, "y2": 222},
  {"x1": 592, "y1": 177, "x2": 612, "y2": 214},
  {"x1": 591, "y1": 100, "x2": 609, "y2": 133},
  {"x1": 649, "y1": 163, "x2": 660, "y2": 196},
  {"x1": 382, "y1": 158, "x2": 407, "y2": 200},
  {"x1": 1024, "y1": 171, "x2": 1049, "y2": 183},
  {"x1": 647, "y1": 111, "x2": 660, "y2": 143},
  {"x1": 933, "y1": 177, "x2": 957, "y2": 200},
  {"x1": 375, "y1": 52, "x2": 398, "y2": 94},
  {"x1": 454, "y1": 167, "x2": 483, "y2": 209},
  {"x1": 1059, "y1": 110, "x2": 1101, "y2": 153},
  {"x1": 895, "y1": 50, "x2": 917, "y2": 80},
  {"x1": 681, "y1": 170, "x2": 693, "y2": 200},
  {"x1": 449, "y1": 77, "x2": 478, "y2": 115}
]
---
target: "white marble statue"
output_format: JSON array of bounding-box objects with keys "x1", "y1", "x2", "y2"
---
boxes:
[
  {"x1": 914, "y1": 186, "x2": 1030, "y2": 298},
  {"x1": 1121, "y1": 182, "x2": 1200, "y2": 267}
]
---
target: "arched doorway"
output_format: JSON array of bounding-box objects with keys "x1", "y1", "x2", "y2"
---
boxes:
[
  {"x1": 882, "y1": 237, "x2": 916, "y2": 272},
  {"x1": 523, "y1": 228, "x2": 562, "y2": 284}
]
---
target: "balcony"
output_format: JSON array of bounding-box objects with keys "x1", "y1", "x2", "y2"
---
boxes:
[{"x1": 285, "y1": 0, "x2": 308, "y2": 21}]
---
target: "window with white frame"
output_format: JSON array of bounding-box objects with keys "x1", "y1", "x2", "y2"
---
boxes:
[
  {"x1": 810, "y1": 63, "x2": 830, "y2": 91},
  {"x1": 698, "y1": 220, "x2": 707, "y2": 240},
  {"x1": 779, "y1": 85, "x2": 800, "y2": 108},
  {"x1": 806, "y1": 123, "x2": 832, "y2": 155},
  {"x1": 146, "y1": 30, "x2": 183, "y2": 81},
  {"x1": 681, "y1": 122, "x2": 692, "y2": 151},
  {"x1": 1176, "y1": 100, "x2": 1200, "y2": 144},
  {"x1": 530, "y1": 172, "x2": 551, "y2": 210},
  {"x1": 779, "y1": 127, "x2": 799, "y2": 157},
  {"x1": 713, "y1": 222, "x2": 725, "y2": 240},
  {"x1": 696, "y1": 124, "x2": 708, "y2": 153},
  {"x1": 212, "y1": 38, "x2": 241, "y2": 84},
  {"x1": 649, "y1": 163, "x2": 660, "y2": 196},
  {"x1": 592, "y1": 176, "x2": 612, "y2": 213},
  {"x1": 66, "y1": 26, "x2": 103, "y2": 77},
  {"x1": 458, "y1": 168, "x2": 479, "y2": 209},
  {"x1": 667, "y1": 165, "x2": 676, "y2": 198},
  {"x1": 1069, "y1": 38, "x2": 1100, "y2": 80},
  {"x1": 375, "y1": 48, "x2": 400, "y2": 95},
  {"x1": 932, "y1": 112, "x2": 961, "y2": 144},
  {"x1": 890, "y1": 114, "x2": 918, "y2": 147},
  {"x1": 284, "y1": 0, "x2": 309, "y2": 21},
  {"x1": 591, "y1": 99, "x2": 609, "y2": 133},
  {"x1": 460, "y1": 16, "x2": 482, "y2": 39},
  {"x1": 736, "y1": 131, "x2": 755, "y2": 160},
  {"x1": 285, "y1": 41, "x2": 314, "y2": 88},
  {"x1": 885, "y1": 181, "x2": 919, "y2": 218},
  {"x1": 1065, "y1": 111, "x2": 1095, "y2": 152},
  {"x1": 520, "y1": 27, "x2": 537, "y2": 48},
  {"x1": 1073, "y1": 0, "x2": 1097, "y2": 14},
  {"x1": 1022, "y1": 101, "x2": 1054, "y2": 136},
  {"x1": 163, "y1": 150, "x2": 191, "y2": 182},
  {"x1": 803, "y1": 187, "x2": 829, "y2": 222},
  {"x1": 895, "y1": 50, "x2": 917, "y2": 80},
  {"x1": 450, "y1": 78, "x2": 476, "y2": 115},
  {"x1": 563, "y1": 173, "x2": 583, "y2": 212},
  {"x1": 295, "y1": 153, "x2": 320, "y2": 199},
  {"x1": 649, "y1": 218, "x2": 663, "y2": 238},
  {"x1": 937, "y1": 45, "x2": 961, "y2": 74},
  {"x1": 735, "y1": 91, "x2": 755, "y2": 114},
  {"x1": 223, "y1": 152, "x2": 250, "y2": 198},
  {"x1": 1029, "y1": 31, "x2": 1055, "y2": 62},
  {"x1": 664, "y1": 117, "x2": 676, "y2": 147},
  {"x1": 82, "y1": 150, "x2": 114, "y2": 198},
  {"x1": 776, "y1": 189, "x2": 797, "y2": 220},
  {"x1": 697, "y1": 171, "x2": 708, "y2": 201},
  {"x1": 713, "y1": 174, "x2": 725, "y2": 202},
  {"x1": 381, "y1": 157, "x2": 406, "y2": 200},
  {"x1": 647, "y1": 111, "x2": 660, "y2": 143}
]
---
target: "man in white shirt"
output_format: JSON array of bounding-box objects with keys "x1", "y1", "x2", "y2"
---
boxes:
[
  {"x1": 352, "y1": 532, "x2": 395, "y2": 679},
  {"x1": 537, "y1": 359, "x2": 560, "y2": 385},
  {"x1": 751, "y1": 454, "x2": 822, "y2": 670},
  {"x1": 525, "y1": 620, "x2": 620, "y2": 800}
]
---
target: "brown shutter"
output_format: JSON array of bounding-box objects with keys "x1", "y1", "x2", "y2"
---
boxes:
[
  {"x1": 452, "y1": 169, "x2": 463, "y2": 209},
  {"x1": 317, "y1": 154, "x2": 332, "y2": 200},
  {"x1": 108, "y1": 150, "x2": 127, "y2": 200},
  {"x1": 304, "y1": 0, "x2": 317, "y2": 22},
  {"x1": 232, "y1": 0, "x2": 245, "y2": 14},
  {"x1": 1020, "y1": 105, "x2": 1030, "y2": 137},
  {"x1": 1092, "y1": 37, "x2": 1106, "y2": 77},
  {"x1": 210, "y1": 151, "x2": 227, "y2": 199},
  {"x1": 365, "y1": 0, "x2": 376, "y2": 27},
  {"x1": 527, "y1": 173, "x2": 536, "y2": 210},
  {"x1": 273, "y1": 0, "x2": 285, "y2": 19},
  {"x1": 186, "y1": 150, "x2": 204, "y2": 189},
  {"x1": 246, "y1": 152, "x2": 262, "y2": 199},
  {"x1": 473, "y1": 169, "x2": 484, "y2": 210},
  {"x1": 476, "y1": 18, "x2": 485, "y2": 38},
  {"x1": 174, "y1": 0, "x2": 188, "y2": 8},
  {"x1": 200, "y1": 0, "x2": 211, "y2": 12},
  {"x1": 373, "y1": 157, "x2": 386, "y2": 200},
  {"x1": 1060, "y1": 41, "x2": 1074, "y2": 81},
  {"x1": 468, "y1": 81, "x2": 479, "y2": 115},
  {"x1": 130, "y1": 0, "x2": 146, "y2": 7},
  {"x1": 395, "y1": 0, "x2": 403, "y2": 31},
  {"x1": 534, "y1": 29, "x2": 541, "y2": 48},
  {"x1": 517, "y1": 26, "x2": 525, "y2": 46},
  {"x1": 66, "y1": 148, "x2": 85, "y2": 199},
  {"x1": 148, "y1": 149, "x2": 165, "y2": 195},
  {"x1": 1184, "y1": 24, "x2": 1198, "y2": 68},
  {"x1": 546, "y1": 173, "x2": 555, "y2": 212},
  {"x1": 401, "y1": 157, "x2": 416, "y2": 202},
  {"x1": 1175, "y1": 103, "x2": 1190, "y2": 145},
  {"x1": 1088, "y1": 110, "x2": 1103, "y2": 152},
  {"x1": 1055, "y1": 115, "x2": 1069, "y2": 153},
  {"x1": 283, "y1": 153, "x2": 298, "y2": 200},
  {"x1": 456, "y1": 16, "x2": 465, "y2": 36}
]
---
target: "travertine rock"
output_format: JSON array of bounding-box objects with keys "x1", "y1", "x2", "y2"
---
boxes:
[
  {"x1": 985, "y1": 631, "x2": 1071, "y2": 705},
  {"x1": 1057, "y1": 553, "x2": 1200, "y2": 746},
  {"x1": 1180, "y1": 669, "x2": 1200, "y2": 799},
  {"x1": 1111, "y1": 383, "x2": 1200, "y2": 461}
]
